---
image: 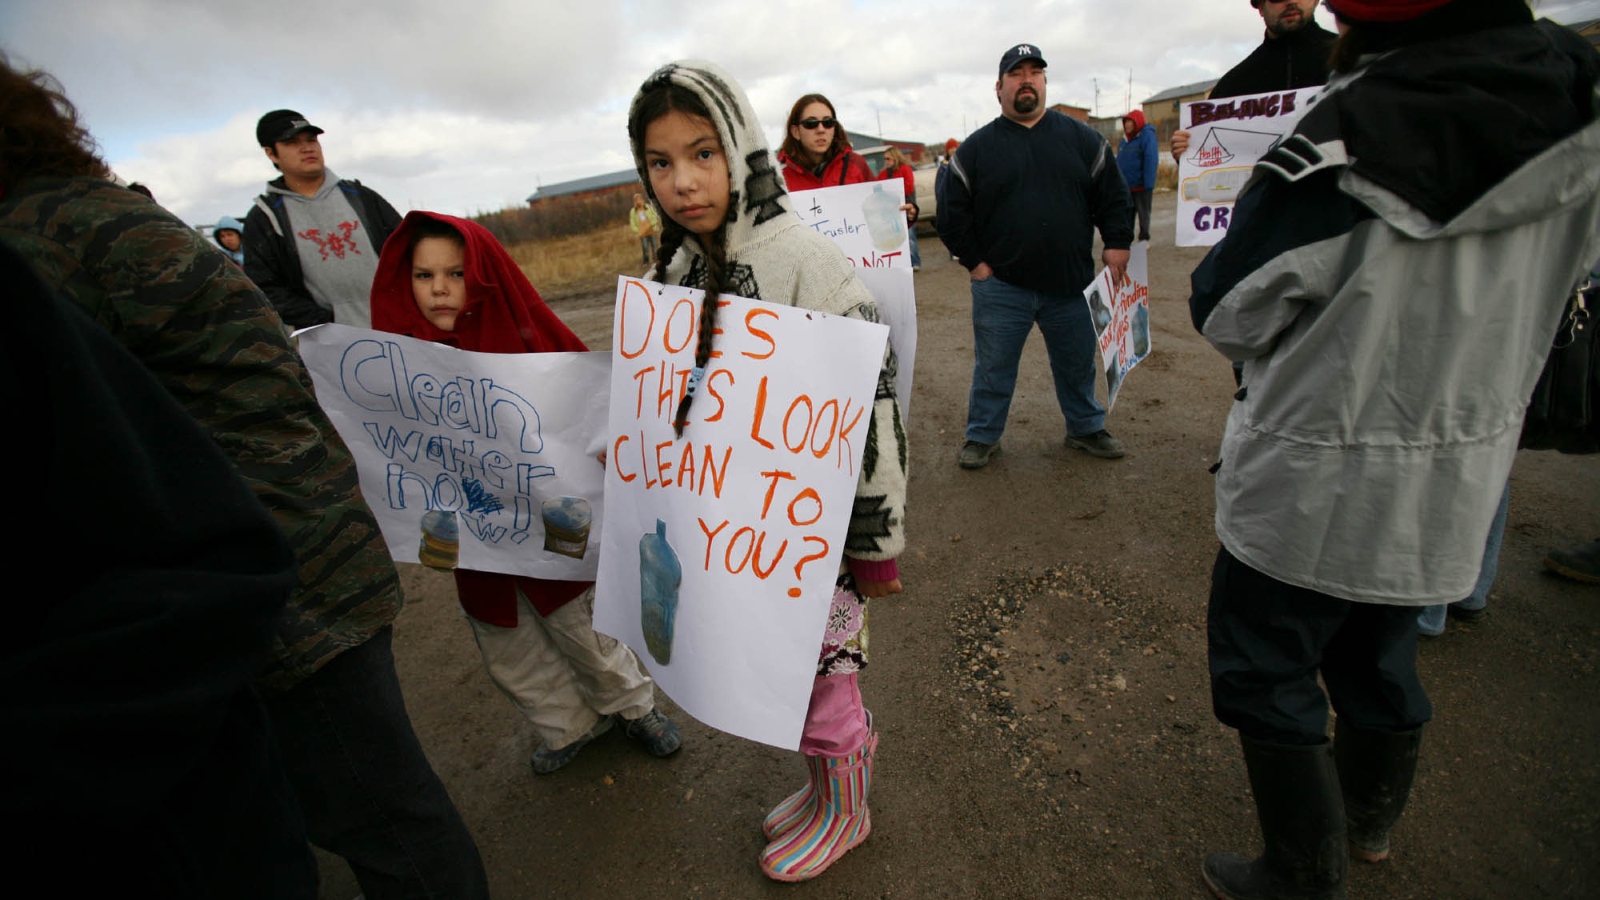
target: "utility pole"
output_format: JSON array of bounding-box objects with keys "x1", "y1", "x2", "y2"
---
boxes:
[
  {"x1": 876, "y1": 105, "x2": 883, "y2": 139},
  {"x1": 1127, "y1": 69, "x2": 1133, "y2": 115},
  {"x1": 1093, "y1": 78, "x2": 1100, "y2": 117}
]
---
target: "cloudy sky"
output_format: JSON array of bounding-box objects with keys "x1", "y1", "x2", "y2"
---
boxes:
[{"x1": 4, "y1": 0, "x2": 1596, "y2": 227}]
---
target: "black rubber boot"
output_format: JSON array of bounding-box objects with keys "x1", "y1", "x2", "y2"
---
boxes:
[
  {"x1": 1334, "y1": 718, "x2": 1422, "y2": 863},
  {"x1": 1202, "y1": 736, "x2": 1348, "y2": 900}
]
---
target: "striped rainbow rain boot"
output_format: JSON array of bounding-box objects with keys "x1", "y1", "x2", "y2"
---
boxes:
[
  {"x1": 758, "y1": 729, "x2": 877, "y2": 881},
  {"x1": 763, "y1": 711, "x2": 874, "y2": 840}
]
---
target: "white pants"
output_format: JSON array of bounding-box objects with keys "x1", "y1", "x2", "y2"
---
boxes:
[{"x1": 466, "y1": 587, "x2": 656, "y2": 749}]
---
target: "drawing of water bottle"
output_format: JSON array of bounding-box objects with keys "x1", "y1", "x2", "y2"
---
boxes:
[
  {"x1": 1133, "y1": 302, "x2": 1151, "y2": 358},
  {"x1": 639, "y1": 519, "x2": 681, "y2": 666},
  {"x1": 861, "y1": 183, "x2": 906, "y2": 252},
  {"x1": 1181, "y1": 166, "x2": 1252, "y2": 204}
]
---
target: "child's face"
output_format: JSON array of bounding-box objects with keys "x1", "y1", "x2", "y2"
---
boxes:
[
  {"x1": 643, "y1": 111, "x2": 729, "y2": 237},
  {"x1": 411, "y1": 236, "x2": 468, "y2": 331},
  {"x1": 217, "y1": 229, "x2": 242, "y2": 251}
]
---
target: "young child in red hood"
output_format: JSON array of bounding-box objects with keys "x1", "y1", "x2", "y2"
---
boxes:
[{"x1": 370, "y1": 210, "x2": 683, "y2": 774}]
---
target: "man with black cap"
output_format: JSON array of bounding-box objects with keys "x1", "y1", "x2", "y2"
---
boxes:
[
  {"x1": 243, "y1": 109, "x2": 402, "y2": 329},
  {"x1": 938, "y1": 43, "x2": 1134, "y2": 470}
]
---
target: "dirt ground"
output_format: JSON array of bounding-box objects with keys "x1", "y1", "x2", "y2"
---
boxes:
[{"x1": 319, "y1": 192, "x2": 1600, "y2": 899}]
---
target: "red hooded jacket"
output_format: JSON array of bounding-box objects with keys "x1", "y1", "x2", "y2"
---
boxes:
[
  {"x1": 779, "y1": 144, "x2": 875, "y2": 191},
  {"x1": 370, "y1": 210, "x2": 592, "y2": 626}
]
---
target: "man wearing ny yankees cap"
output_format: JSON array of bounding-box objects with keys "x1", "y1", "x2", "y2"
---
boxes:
[
  {"x1": 243, "y1": 109, "x2": 402, "y2": 329},
  {"x1": 937, "y1": 43, "x2": 1135, "y2": 470}
]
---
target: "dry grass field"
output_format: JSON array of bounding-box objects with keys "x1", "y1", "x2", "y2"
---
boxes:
[{"x1": 504, "y1": 223, "x2": 649, "y2": 300}]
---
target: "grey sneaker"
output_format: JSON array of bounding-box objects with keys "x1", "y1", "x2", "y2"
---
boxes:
[
  {"x1": 1064, "y1": 430, "x2": 1126, "y2": 459},
  {"x1": 622, "y1": 706, "x2": 682, "y2": 757},
  {"x1": 1545, "y1": 539, "x2": 1600, "y2": 584},
  {"x1": 530, "y1": 715, "x2": 613, "y2": 775},
  {"x1": 958, "y1": 440, "x2": 1001, "y2": 469}
]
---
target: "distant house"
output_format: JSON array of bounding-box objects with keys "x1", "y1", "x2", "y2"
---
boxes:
[
  {"x1": 1049, "y1": 103, "x2": 1091, "y2": 123},
  {"x1": 1087, "y1": 115, "x2": 1124, "y2": 145},
  {"x1": 1140, "y1": 78, "x2": 1221, "y2": 145},
  {"x1": 844, "y1": 130, "x2": 928, "y2": 171},
  {"x1": 525, "y1": 168, "x2": 641, "y2": 207}
]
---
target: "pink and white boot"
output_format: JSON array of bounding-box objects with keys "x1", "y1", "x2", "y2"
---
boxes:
[
  {"x1": 763, "y1": 711, "x2": 875, "y2": 841},
  {"x1": 758, "y1": 729, "x2": 877, "y2": 881}
]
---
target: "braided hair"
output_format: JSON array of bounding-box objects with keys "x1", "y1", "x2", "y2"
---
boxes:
[{"x1": 629, "y1": 82, "x2": 736, "y2": 438}]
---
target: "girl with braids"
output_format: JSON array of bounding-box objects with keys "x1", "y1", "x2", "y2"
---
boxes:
[
  {"x1": 628, "y1": 61, "x2": 910, "y2": 883},
  {"x1": 369, "y1": 211, "x2": 683, "y2": 776}
]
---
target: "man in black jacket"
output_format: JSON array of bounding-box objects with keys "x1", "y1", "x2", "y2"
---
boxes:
[
  {"x1": 1172, "y1": 0, "x2": 1335, "y2": 160},
  {"x1": 243, "y1": 109, "x2": 402, "y2": 329},
  {"x1": 938, "y1": 43, "x2": 1135, "y2": 469}
]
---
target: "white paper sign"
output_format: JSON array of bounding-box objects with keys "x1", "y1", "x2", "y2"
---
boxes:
[
  {"x1": 298, "y1": 324, "x2": 611, "y2": 578},
  {"x1": 1083, "y1": 242, "x2": 1151, "y2": 412},
  {"x1": 1176, "y1": 87, "x2": 1320, "y2": 247},
  {"x1": 789, "y1": 182, "x2": 918, "y2": 421},
  {"x1": 593, "y1": 277, "x2": 888, "y2": 750}
]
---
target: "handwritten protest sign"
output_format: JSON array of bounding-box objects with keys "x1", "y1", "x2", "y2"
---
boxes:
[
  {"x1": 789, "y1": 181, "x2": 918, "y2": 420},
  {"x1": 1176, "y1": 87, "x2": 1320, "y2": 247},
  {"x1": 299, "y1": 324, "x2": 611, "y2": 579},
  {"x1": 593, "y1": 277, "x2": 888, "y2": 750},
  {"x1": 1083, "y1": 242, "x2": 1151, "y2": 412}
]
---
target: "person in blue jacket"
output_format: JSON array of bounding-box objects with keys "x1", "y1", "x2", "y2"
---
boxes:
[{"x1": 1117, "y1": 110, "x2": 1158, "y2": 242}]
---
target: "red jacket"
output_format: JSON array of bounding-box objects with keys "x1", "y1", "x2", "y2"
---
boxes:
[
  {"x1": 370, "y1": 210, "x2": 591, "y2": 626},
  {"x1": 880, "y1": 162, "x2": 918, "y2": 219},
  {"x1": 780, "y1": 147, "x2": 874, "y2": 191}
]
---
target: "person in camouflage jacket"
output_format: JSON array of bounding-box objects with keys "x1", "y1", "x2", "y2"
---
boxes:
[{"x1": 0, "y1": 59, "x2": 489, "y2": 898}]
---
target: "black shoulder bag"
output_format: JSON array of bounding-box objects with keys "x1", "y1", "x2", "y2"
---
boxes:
[{"x1": 1520, "y1": 279, "x2": 1598, "y2": 454}]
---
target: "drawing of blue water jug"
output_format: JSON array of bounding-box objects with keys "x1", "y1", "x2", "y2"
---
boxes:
[
  {"x1": 861, "y1": 183, "x2": 906, "y2": 252},
  {"x1": 639, "y1": 519, "x2": 681, "y2": 666}
]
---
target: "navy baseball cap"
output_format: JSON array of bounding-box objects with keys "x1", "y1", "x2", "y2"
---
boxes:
[
  {"x1": 256, "y1": 109, "x2": 324, "y2": 147},
  {"x1": 998, "y1": 43, "x2": 1047, "y2": 78}
]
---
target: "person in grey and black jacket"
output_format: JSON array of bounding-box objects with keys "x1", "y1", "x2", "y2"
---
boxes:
[{"x1": 1188, "y1": 2, "x2": 1600, "y2": 897}]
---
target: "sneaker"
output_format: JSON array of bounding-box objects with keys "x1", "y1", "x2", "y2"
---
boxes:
[
  {"x1": 1064, "y1": 430, "x2": 1126, "y2": 459},
  {"x1": 530, "y1": 715, "x2": 613, "y2": 775},
  {"x1": 1545, "y1": 539, "x2": 1600, "y2": 584},
  {"x1": 958, "y1": 440, "x2": 1001, "y2": 469},
  {"x1": 1448, "y1": 603, "x2": 1489, "y2": 624},
  {"x1": 622, "y1": 706, "x2": 682, "y2": 758}
]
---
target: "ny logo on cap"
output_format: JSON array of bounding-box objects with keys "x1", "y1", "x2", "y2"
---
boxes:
[{"x1": 1014, "y1": 44, "x2": 1034, "y2": 55}]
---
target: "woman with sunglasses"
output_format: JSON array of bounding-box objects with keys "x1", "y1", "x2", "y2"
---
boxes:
[{"x1": 778, "y1": 94, "x2": 874, "y2": 190}]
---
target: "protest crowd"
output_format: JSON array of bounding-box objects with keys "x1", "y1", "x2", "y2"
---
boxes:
[{"x1": 2, "y1": 0, "x2": 1599, "y2": 897}]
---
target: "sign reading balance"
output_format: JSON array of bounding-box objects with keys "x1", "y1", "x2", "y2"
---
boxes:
[
  {"x1": 593, "y1": 276, "x2": 888, "y2": 751},
  {"x1": 1176, "y1": 87, "x2": 1321, "y2": 247}
]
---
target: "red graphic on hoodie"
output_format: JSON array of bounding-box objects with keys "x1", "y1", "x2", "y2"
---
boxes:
[{"x1": 297, "y1": 221, "x2": 362, "y2": 260}]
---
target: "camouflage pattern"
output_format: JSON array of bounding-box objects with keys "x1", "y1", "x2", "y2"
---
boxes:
[{"x1": 0, "y1": 177, "x2": 402, "y2": 692}]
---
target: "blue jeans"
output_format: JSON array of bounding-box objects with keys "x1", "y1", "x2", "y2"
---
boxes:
[
  {"x1": 639, "y1": 234, "x2": 658, "y2": 264},
  {"x1": 1417, "y1": 481, "x2": 1509, "y2": 636},
  {"x1": 908, "y1": 227, "x2": 921, "y2": 269},
  {"x1": 263, "y1": 627, "x2": 489, "y2": 899},
  {"x1": 966, "y1": 275, "x2": 1104, "y2": 444}
]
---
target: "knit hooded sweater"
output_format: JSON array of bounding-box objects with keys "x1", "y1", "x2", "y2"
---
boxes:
[{"x1": 627, "y1": 61, "x2": 908, "y2": 580}]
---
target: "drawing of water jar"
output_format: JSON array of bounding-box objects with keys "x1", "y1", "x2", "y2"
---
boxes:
[
  {"x1": 639, "y1": 519, "x2": 681, "y2": 666},
  {"x1": 861, "y1": 183, "x2": 906, "y2": 253},
  {"x1": 417, "y1": 510, "x2": 459, "y2": 570},
  {"x1": 541, "y1": 497, "x2": 592, "y2": 559},
  {"x1": 1133, "y1": 302, "x2": 1151, "y2": 357}
]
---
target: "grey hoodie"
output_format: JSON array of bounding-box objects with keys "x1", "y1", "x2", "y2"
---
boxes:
[{"x1": 263, "y1": 168, "x2": 381, "y2": 328}]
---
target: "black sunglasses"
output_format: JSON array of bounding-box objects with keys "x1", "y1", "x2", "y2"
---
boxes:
[{"x1": 797, "y1": 117, "x2": 837, "y2": 130}]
